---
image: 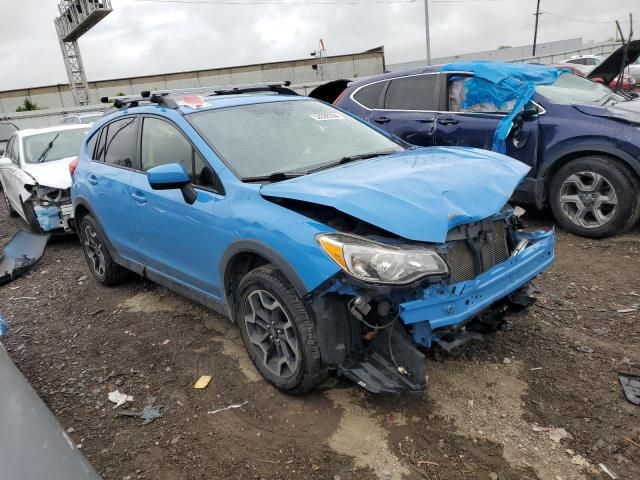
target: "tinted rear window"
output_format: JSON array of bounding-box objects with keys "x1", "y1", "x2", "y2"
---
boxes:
[
  {"x1": 384, "y1": 75, "x2": 439, "y2": 110},
  {"x1": 353, "y1": 82, "x2": 385, "y2": 109}
]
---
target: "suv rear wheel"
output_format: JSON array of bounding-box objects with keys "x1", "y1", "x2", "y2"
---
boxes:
[
  {"x1": 79, "y1": 214, "x2": 129, "y2": 286},
  {"x1": 236, "y1": 265, "x2": 326, "y2": 394},
  {"x1": 549, "y1": 156, "x2": 640, "y2": 238}
]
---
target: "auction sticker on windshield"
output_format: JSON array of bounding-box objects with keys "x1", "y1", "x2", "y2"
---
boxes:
[{"x1": 310, "y1": 112, "x2": 344, "y2": 121}]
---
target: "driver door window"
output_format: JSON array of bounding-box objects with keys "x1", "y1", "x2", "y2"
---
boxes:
[{"x1": 141, "y1": 117, "x2": 222, "y2": 192}]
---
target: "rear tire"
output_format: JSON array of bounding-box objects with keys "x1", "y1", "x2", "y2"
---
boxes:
[
  {"x1": 78, "y1": 214, "x2": 128, "y2": 286},
  {"x1": 549, "y1": 156, "x2": 640, "y2": 238},
  {"x1": 2, "y1": 187, "x2": 18, "y2": 218},
  {"x1": 236, "y1": 265, "x2": 326, "y2": 394}
]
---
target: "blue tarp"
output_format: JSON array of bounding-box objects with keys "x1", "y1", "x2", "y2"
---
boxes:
[{"x1": 442, "y1": 61, "x2": 563, "y2": 153}]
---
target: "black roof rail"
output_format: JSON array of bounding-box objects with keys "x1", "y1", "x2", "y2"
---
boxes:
[{"x1": 102, "y1": 81, "x2": 296, "y2": 111}]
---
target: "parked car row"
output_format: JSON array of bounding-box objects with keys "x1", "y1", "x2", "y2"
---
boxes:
[
  {"x1": 321, "y1": 43, "x2": 640, "y2": 239},
  {"x1": 2, "y1": 50, "x2": 639, "y2": 393}
]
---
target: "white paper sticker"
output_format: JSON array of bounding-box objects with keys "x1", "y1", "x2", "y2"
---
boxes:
[{"x1": 310, "y1": 112, "x2": 344, "y2": 121}]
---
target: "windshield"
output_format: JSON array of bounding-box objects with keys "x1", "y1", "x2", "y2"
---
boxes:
[
  {"x1": 188, "y1": 99, "x2": 403, "y2": 179},
  {"x1": 0, "y1": 123, "x2": 18, "y2": 141},
  {"x1": 536, "y1": 71, "x2": 625, "y2": 106},
  {"x1": 23, "y1": 129, "x2": 87, "y2": 164}
]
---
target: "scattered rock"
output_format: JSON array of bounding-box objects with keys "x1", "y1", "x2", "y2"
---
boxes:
[
  {"x1": 548, "y1": 428, "x2": 572, "y2": 443},
  {"x1": 503, "y1": 357, "x2": 511, "y2": 364}
]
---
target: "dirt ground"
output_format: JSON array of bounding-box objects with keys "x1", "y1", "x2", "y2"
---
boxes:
[{"x1": 1, "y1": 202, "x2": 639, "y2": 480}]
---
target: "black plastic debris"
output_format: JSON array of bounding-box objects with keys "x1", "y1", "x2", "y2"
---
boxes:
[
  {"x1": 0, "y1": 230, "x2": 49, "y2": 286},
  {"x1": 619, "y1": 373, "x2": 640, "y2": 406}
]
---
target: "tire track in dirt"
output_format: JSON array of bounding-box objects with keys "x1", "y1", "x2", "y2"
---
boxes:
[{"x1": 428, "y1": 359, "x2": 589, "y2": 480}]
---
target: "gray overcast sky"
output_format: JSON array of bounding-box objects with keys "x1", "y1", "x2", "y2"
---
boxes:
[{"x1": 0, "y1": 0, "x2": 637, "y2": 90}]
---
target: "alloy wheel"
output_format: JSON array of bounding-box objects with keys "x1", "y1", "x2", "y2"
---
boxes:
[
  {"x1": 83, "y1": 224, "x2": 106, "y2": 278},
  {"x1": 559, "y1": 171, "x2": 618, "y2": 229},
  {"x1": 243, "y1": 289, "x2": 301, "y2": 379}
]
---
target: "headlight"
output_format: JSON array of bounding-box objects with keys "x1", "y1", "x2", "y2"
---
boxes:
[{"x1": 317, "y1": 233, "x2": 448, "y2": 284}]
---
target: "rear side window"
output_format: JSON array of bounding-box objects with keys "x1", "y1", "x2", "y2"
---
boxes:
[
  {"x1": 86, "y1": 133, "x2": 98, "y2": 159},
  {"x1": 353, "y1": 82, "x2": 385, "y2": 109},
  {"x1": 101, "y1": 117, "x2": 137, "y2": 168},
  {"x1": 384, "y1": 75, "x2": 439, "y2": 110}
]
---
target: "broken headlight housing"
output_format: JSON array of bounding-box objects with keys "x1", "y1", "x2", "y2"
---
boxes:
[{"x1": 317, "y1": 233, "x2": 448, "y2": 284}]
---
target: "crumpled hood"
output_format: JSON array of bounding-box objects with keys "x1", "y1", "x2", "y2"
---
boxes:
[
  {"x1": 21, "y1": 157, "x2": 74, "y2": 190},
  {"x1": 588, "y1": 39, "x2": 640, "y2": 84},
  {"x1": 261, "y1": 147, "x2": 530, "y2": 243},
  {"x1": 573, "y1": 98, "x2": 640, "y2": 125}
]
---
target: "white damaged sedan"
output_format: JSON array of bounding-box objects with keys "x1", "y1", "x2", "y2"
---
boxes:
[{"x1": 0, "y1": 124, "x2": 89, "y2": 233}]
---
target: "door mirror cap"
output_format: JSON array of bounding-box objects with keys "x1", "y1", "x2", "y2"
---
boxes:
[
  {"x1": 147, "y1": 163, "x2": 190, "y2": 189},
  {"x1": 0, "y1": 156, "x2": 11, "y2": 166},
  {"x1": 146, "y1": 163, "x2": 197, "y2": 205}
]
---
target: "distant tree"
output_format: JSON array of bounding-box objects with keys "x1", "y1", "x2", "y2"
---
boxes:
[
  {"x1": 497, "y1": 45, "x2": 512, "y2": 50},
  {"x1": 116, "y1": 92, "x2": 127, "y2": 96},
  {"x1": 16, "y1": 98, "x2": 41, "y2": 112}
]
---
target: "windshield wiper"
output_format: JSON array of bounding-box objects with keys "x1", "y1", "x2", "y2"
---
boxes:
[
  {"x1": 305, "y1": 150, "x2": 398, "y2": 174},
  {"x1": 242, "y1": 171, "x2": 305, "y2": 183},
  {"x1": 37, "y1": 133, "x2": 60, "y2": 163}
]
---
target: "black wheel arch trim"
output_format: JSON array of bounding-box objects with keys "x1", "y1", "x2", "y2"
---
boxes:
[{"x1": 221, "y1": 239, "x2": 310, "y2": 306}]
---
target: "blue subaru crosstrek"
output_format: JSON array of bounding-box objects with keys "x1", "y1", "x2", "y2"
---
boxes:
[
  {"x1": 329, "y1": 62, "x2": 640, "y2": 239},
  {"x1": 71, "y1": 84, "x2": 555, "y2": 394}
]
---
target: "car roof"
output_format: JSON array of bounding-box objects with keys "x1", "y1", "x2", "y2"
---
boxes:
[
  {"x1": 16, "y1": 124, "x2": 91, "y2": 138},
  {"x1": 109, "y1": 92, "x2": 312, "y2": 118},
  {"x1": 347, "y1": 65, "x2": 442, "y2": 89}
]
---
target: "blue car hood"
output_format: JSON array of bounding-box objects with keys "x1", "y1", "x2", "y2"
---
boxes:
[{"x1": 260, "y1": 147, "x2": 530, "y2": 243}]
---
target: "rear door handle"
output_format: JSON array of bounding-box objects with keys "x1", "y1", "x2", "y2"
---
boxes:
[
  {"x1": 87, "y1": 174, "x2": 98, "y2": 186},
  {"x1": 373, "y1": 116, "x2": 391, "y2": 124},
  {"x1": 437, "y1": 117, "x2": 460, "y2": 126},
  {"x1": 131, "y1": 191, "x2": 147, "y2": 205}
]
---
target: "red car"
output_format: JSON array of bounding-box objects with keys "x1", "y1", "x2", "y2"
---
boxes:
[{"x1": 554, "y1": 63, "x2": 636, "y2": 91}]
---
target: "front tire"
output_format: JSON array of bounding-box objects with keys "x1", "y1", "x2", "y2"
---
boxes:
[
  {"x1": 2, "y1": 188, "x2": 18, "y2": 218},
  {"x1": 78, "y1": 214, "x2": 128, "y2": 286},
  {"x1": 549, "y1": 156, "x2": 640, "y2": 238},
  {"x1": 236, "y1": 265, "x2": 326, "y2": 394}
]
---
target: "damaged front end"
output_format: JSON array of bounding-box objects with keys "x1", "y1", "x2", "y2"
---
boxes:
[
  {"x1": 23, "y1": 184, "x2": 74, "y2": 233},
  {"x1": 305, "y1": 210, "x2": 555, "y2": 394}
]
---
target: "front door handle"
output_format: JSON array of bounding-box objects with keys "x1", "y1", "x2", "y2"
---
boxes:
[
  {"x1": 373, "y1": 116, "x2": 391, "y2": 124},
  {"x1": 131, "y1": 191, "x2": 147, "y2": 205},
  {"x1": 437, "y1": 117, "x2": 460, "y2": 126},
  {"x1": 87, "y1": 174, "x2": 98, "y2": 186},
  {"x1": 417, "y1": 118, "x2": 434, "y2": 123}
]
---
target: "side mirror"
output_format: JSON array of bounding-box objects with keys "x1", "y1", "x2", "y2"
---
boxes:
[
  {"x1": 0, "y1": 156, "x2": 11, "y2": 166},
  {"x1": 146, "y1": 163, "x2": 197, "y2": 205}
]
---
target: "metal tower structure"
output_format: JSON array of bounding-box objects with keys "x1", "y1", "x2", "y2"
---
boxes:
[{"x1": 54, "y1": 0, "x2": 113, "y2": 105}]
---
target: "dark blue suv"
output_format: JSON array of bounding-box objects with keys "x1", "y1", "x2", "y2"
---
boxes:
[
  {"x1": 71, "y1": 85, "x2": 554, "y2": 394},
  {"x1": 332, "y1": 63, "x2": 640, "y2": 238}
]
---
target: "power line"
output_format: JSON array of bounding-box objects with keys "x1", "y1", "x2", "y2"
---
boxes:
[{"x1": 542, "y1": 11, "x2": 638, "y2": 25}]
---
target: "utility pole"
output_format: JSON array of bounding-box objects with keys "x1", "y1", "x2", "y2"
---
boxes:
[
  {"x1": 532, "y1": 0, "x2": 541, "y2": 56},
  {"x1": 424, "y1": 0, "x2": 432, "y2": 65}
]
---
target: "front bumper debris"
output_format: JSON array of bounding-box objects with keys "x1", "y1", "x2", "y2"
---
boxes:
[
  {"x1": 0, "y1": 229, "x2": 50, "y2": 285},
  {"x1": 402, "y1": 229, "x2": 554, "y2": 348},
  {"x1": 311, "y1": 228, "x2": 555, "y2": 394}
]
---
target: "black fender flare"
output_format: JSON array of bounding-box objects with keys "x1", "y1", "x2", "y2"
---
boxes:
[{"x1": 220, "y1": 239, "x2": 310, "y2": 305}]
